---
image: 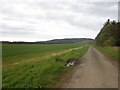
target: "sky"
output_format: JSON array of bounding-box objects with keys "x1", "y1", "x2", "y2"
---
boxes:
[{"x1": 0, "y1": 0, "x2": 119, "y2": 42}]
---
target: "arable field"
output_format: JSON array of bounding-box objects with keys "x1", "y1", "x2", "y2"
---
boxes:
[
  {"x1": 2, "y1": 44, "x2": 88, "y2": 88},
  {"x1": 3, "y1": 44, "x2": 86, "y2": 65}
]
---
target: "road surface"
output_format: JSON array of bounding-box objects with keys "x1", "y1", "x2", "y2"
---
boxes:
[{"x1": 59, "y1": 47, "x2": 118, "y2": 88}]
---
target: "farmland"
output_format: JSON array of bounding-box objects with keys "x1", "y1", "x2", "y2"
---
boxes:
[
  {"x1": 3, "y1": 44, "x2": 87, "y2": 65},
  {"x1": 2, "y1": 43, "x2": 88, "y2": 88}
]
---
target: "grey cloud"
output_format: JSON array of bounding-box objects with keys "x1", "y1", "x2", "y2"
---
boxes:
[
  {"x1": 1, "y1": 30, "x2": 32, "y2": 36},
  {"x1": 89, "y1": 2, "x2": 117, "y2": 19},
  {"x1": 36, "y1": 2, "x2": 118, "y2": 30},
  {"x1": 0, "y1": 24, "x2": 32, "y2": 31},
  {"x1": 0, "y1": 23, "x2": 36, "y2": 37},
  {"x1": 68, "y1": 20, "x2": 102, "y2": 30},
  {"x1": 0, "y1": 0, "x2": 118, "y2": 41},
  {"x1": 72, "y1": 2, "x2": 117, "y2": 19}
]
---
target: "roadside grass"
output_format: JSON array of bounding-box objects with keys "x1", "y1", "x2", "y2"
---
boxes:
[
  {"x1": 3, "y1": 44, "x2": 88, "y2": 88},
  {"x1": 94, "y1": 46, "x2": 119, "y2": 60}
]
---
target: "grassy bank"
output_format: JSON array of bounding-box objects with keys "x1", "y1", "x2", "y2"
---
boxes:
[
  {"x1": 3, "y1": 44, "x2": 88, "y2": 88},
  {"x1": 94, "y1": 46, "x2": 119, "y2": 60}
]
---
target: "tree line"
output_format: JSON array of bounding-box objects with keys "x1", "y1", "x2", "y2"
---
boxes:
[{"x1": 95, "y1": 19, "x2": 120, "y2": 46}]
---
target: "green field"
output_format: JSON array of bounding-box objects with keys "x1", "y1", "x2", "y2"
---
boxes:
[
  {"x1": 3, "y1": 44, "x2": 86, "y2": 65},
  {"x1": 2, "y1": 44, "x2": 88, "y2": 88},
  {"x1": 94, "y1": 46, "x2": 119, "y2": 60}
]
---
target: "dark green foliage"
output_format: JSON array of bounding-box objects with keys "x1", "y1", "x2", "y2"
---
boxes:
[{"x1": 95, "y1": 19, "x2": 120, "y2": 46}]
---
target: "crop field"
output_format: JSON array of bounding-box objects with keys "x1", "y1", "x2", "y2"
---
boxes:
[
  {"x1": 3, "y1": 44, "x2": 87, "y2": 65},
  {"x1": 2, "y1": 44, "x2": 88, "y2": 88}
]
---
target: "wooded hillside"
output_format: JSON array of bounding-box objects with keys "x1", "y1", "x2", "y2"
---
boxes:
[{"x1": 95, "y1": 19, "x2": 120, "y2": 46}]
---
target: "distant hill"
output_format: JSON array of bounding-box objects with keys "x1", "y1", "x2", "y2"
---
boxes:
[
  {"x1": 37, "y1": 38, "x2": 93, "y2": 44},
  {"x1": 2, "y1": 38, "x2": 93, "y2": 44},
  {"x1": 95, "y1": 19, "x2": 120, "y2": 46}
]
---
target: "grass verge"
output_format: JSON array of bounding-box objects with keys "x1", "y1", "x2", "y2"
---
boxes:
[{"x1": 94, "y1": 46, "x2": 119, "y2": 60}]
